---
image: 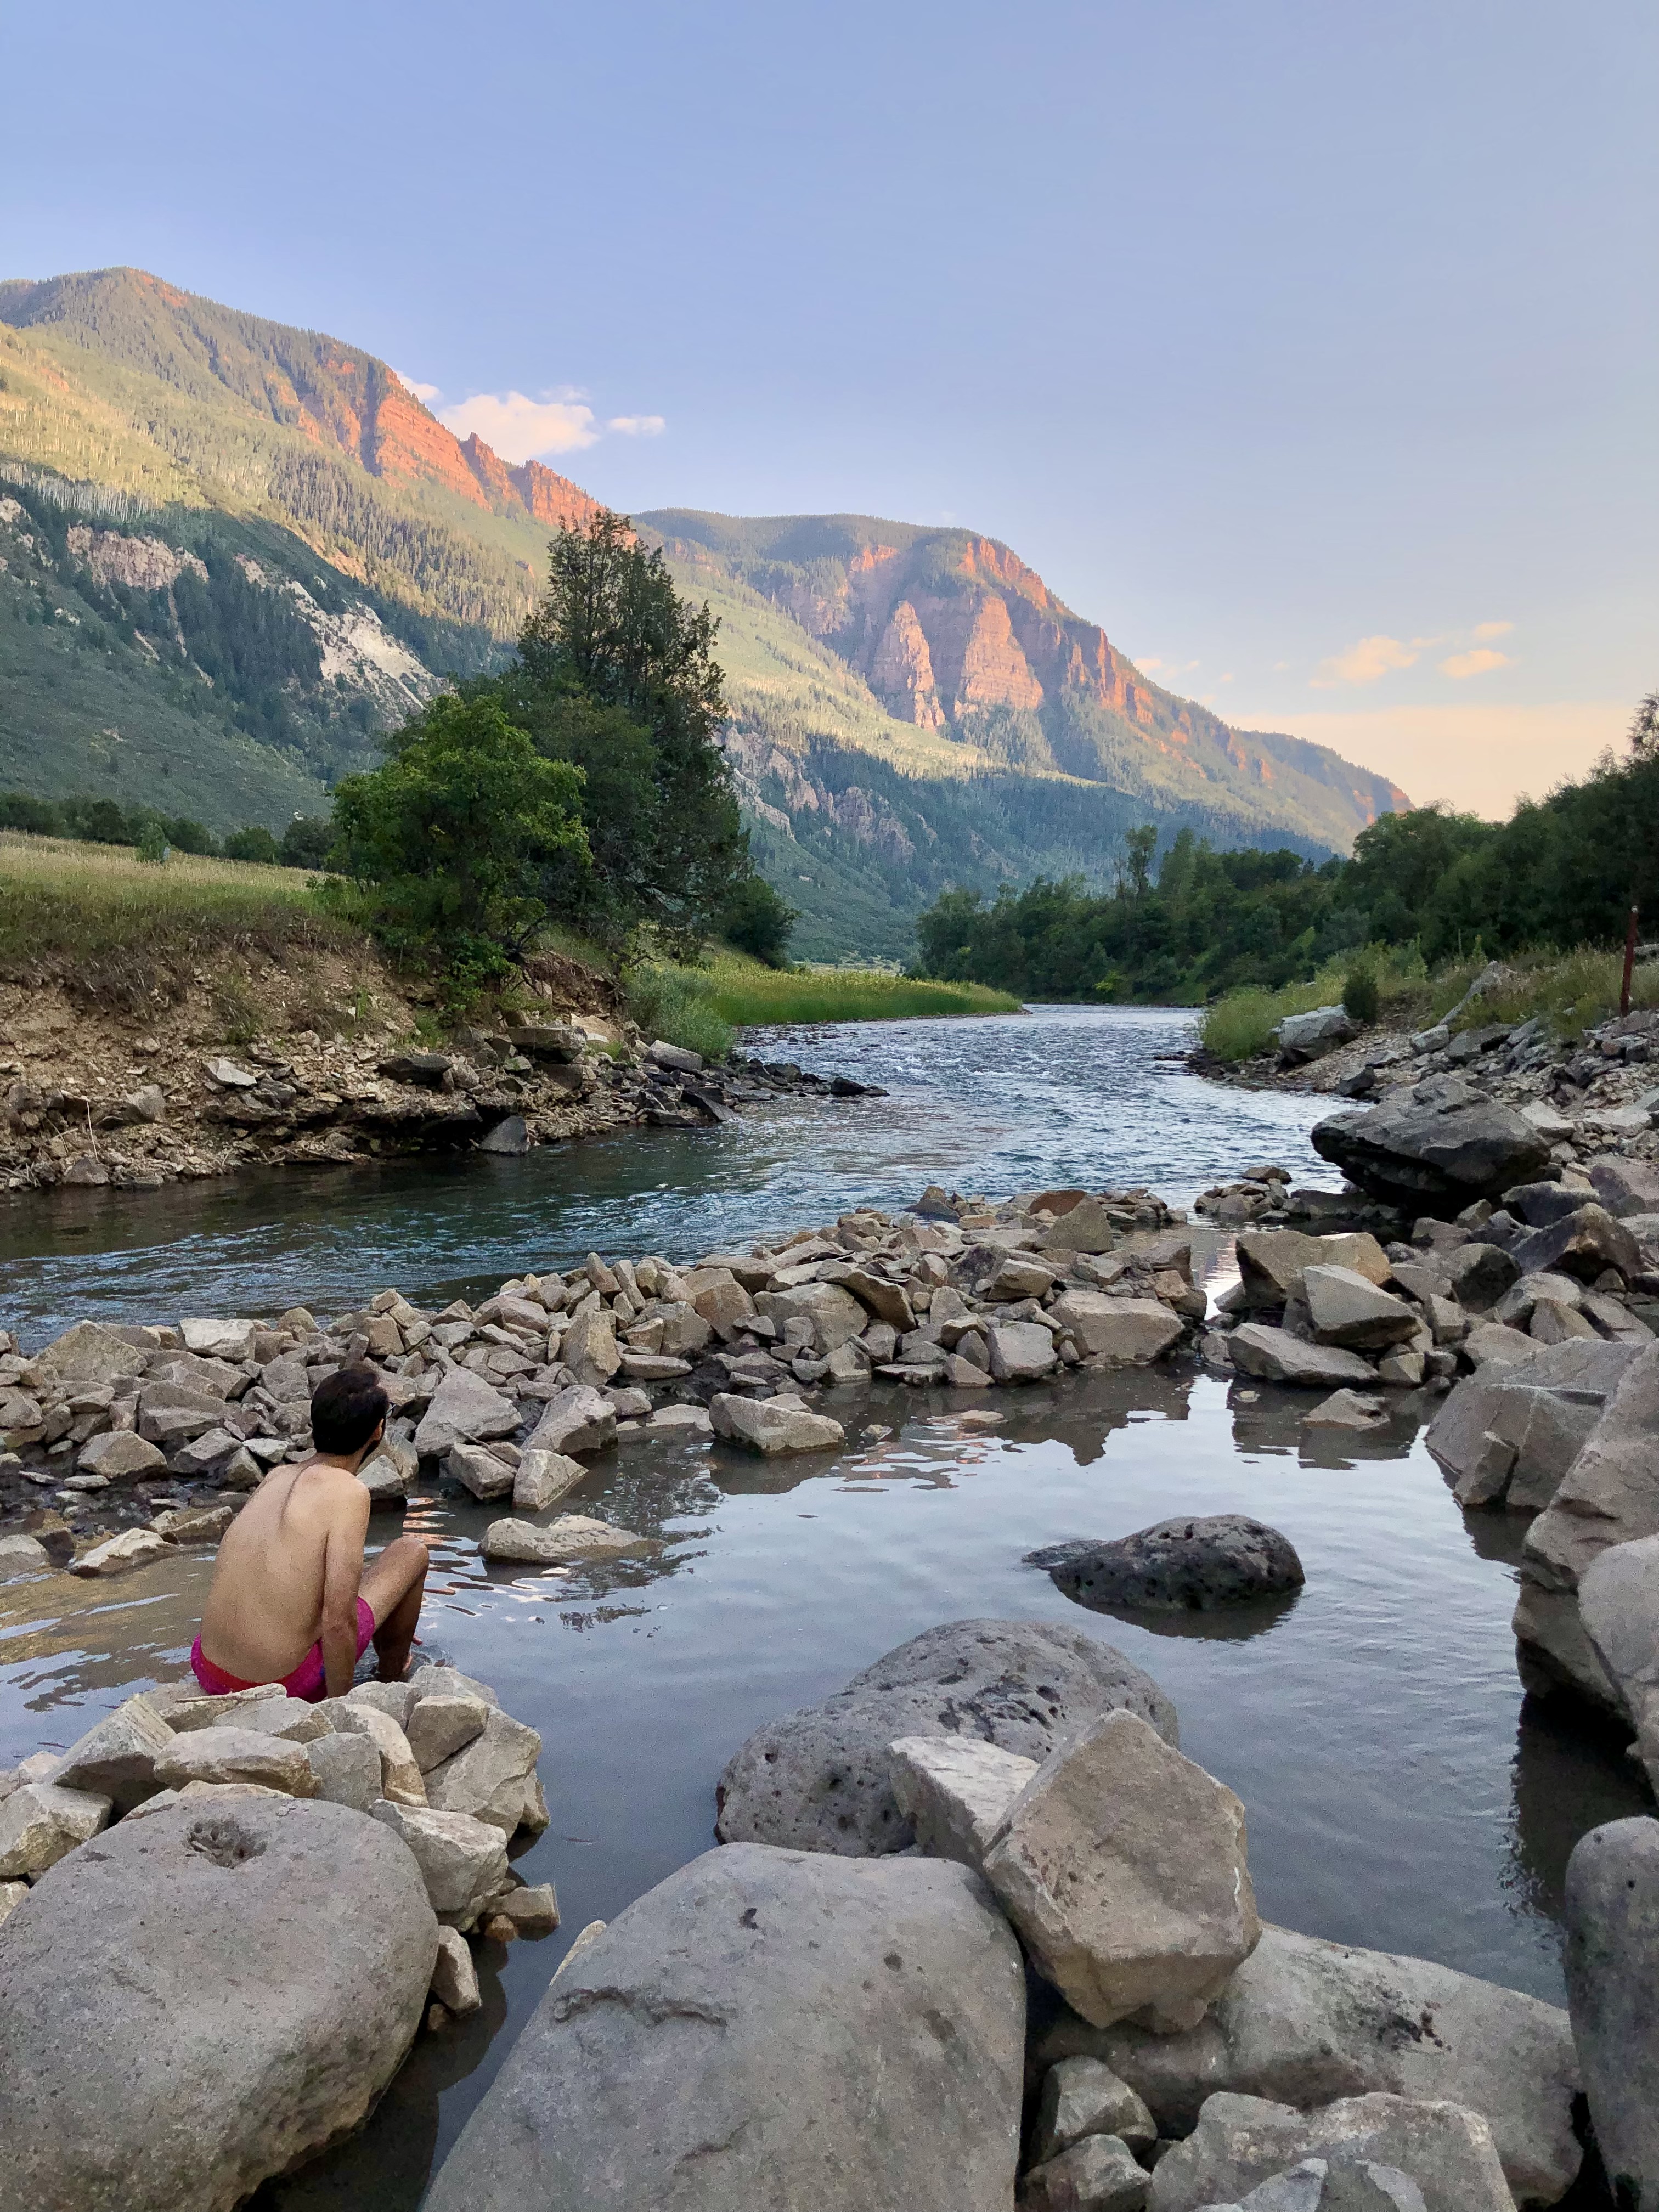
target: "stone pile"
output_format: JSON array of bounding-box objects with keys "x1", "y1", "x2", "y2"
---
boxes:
[
  {"x1": 0, "y1": 1658, "x2": 556, "y2": 2208},
  {"x1": 0, "y1": 1183, "x2": 1207, "y2": 1561}
]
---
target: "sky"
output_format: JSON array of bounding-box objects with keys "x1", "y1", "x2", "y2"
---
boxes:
[{"x1": 4, "y1": 0, "x2": 1654, "y2": 816}]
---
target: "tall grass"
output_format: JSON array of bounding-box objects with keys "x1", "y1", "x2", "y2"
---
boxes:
[
  {"x1": 623, "y1": 965, "x2": 735, "y2": 1062},
  {"x1": 704, "y1": 956, "x2": 1021, "y2": 1028}
]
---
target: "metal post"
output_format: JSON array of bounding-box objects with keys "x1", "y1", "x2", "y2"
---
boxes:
[{"x1": 1621, "y1": 902, "x2": 1640, "y2": 1018}]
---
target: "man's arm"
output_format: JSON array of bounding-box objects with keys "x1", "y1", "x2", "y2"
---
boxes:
[{"x1": 319, "y1": 1481, "x2": 373, "y2": 1700}]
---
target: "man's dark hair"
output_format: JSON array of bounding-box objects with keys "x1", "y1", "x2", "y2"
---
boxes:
[{"x1": 310, "y1": 1364, "x2": 389, "y2": 1457}]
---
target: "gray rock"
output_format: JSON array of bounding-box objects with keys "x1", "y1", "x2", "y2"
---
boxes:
[
  {"x1": 710, "y1": 1390, "x2": 846, "y2": 1452},
  {"x1": 446, "y1": 1441, "x2": 515, "y2": 1500},
  {"x1": 1052, "y1": 1294, "x2": 1185, "y2": 1364},
  {"x1": 1020, "y1": 2132, "x2": 1151, "y2": 2210},
  {"x1": 1437, "y1": 1242, "x2": 1521, "y2": 1312},
  {"x1": 984, "y1": 1711, "x2": 1259, "y2": 2031},
  {"x1": 358, "y1": 1437, "x2": 416, "y2": 1504},
  {"x1": 405, "y1": 1691, "x2": 489, "y2": 1774},
  {"x1": 1424, "y1": 1337, "x2": 1634, "y2": 1510},
  {"x1": 0, "y1": 1532, "x2": 49, "y2": 1577},
  {"x1": 413, "y1": 1368, "x2": 520, "y2": 1458},
  {"x1": 0, "y1": 1780, "x2": 112, "y2": 1877},
  {"x1": 371, "y1": 1799, "x2": 509, "y2": 1925},
  {"x1": 154, "y1": 1725, "x2": 318, "y2": 1797},
  {"x1": 716, "y1": 1617, "x2": 1178, "y2": 1855},
  {"x1": 33, "y1": 1319, "x2": 148, "y2": 1387},
  {"x1": 423, "y1": 1842, "x2": 1025, "y2": 2212},
  {"x1": 76, "y1": 1429, "x2": 167, "y2": 1480},
  {"x1": 478, "y1": 1113, "x2": 529, "y2": 1154},
  {"x1": 304, "y1": 1730, "x2": 383, "y2": 1810},
  {"x1": 1312, "y1": 1080, "x2": 1552, "y2": 1210},
  {"x1": 1034, "y1": 2056, "x2": 1158, "y2": 2160},
  {"x1": 988, "y1": 1321, "x2": 1062, "y2": 1381},
  {"x1": 423, "y1": 1704, "x2": 543, "y2": 1833},
  {"x1": 178, "y1": 1317, "x2": 257, "y2": 1361},
  {"x1": 1036, "y1": 1920, "x2": 1579, "y2": 2207},
  {"x1": 1229, "y1": 1327, "x2": 1378, "y2": 1389},
  {"x1": 1563, "y1": 1816, "x2": 1659, "y2": 2209},
  {"x1": 1235, "y1": 1232, "x2": 1392, "y2": 1310},
  {"x1": 526, "y1": 1384, "x2": 617, "y2": 1457},
  {"x1": 1589, "y1": 1155, "x2": 1659, "y2": 1219},
  {"x1": 1461, "y1": 1321, "x2": 1543, "y2": 1368},
  {"x1": 563, "y1": 1302, "x2": 621, "y2": 1386},
  {"x1": 513, "y1": 1447, "x2": 587, "y2": 1509},
  {"x1": 889, "y1": 1734, "x2": 1037, "y2": 1867},
  {"x1": 0, "y1": 1796, "x2": 436, "y2": 2212},
  {"x1": 1145, "y1": 2092, "x2": 1514, "y2": 2212},
  {"x1": 67, "y1": 1528, "x2": 172, "y2": 1577},
  {"x1": 431, "y1": 1923, "x2": 482, "y2": 2015},
  {"x1": 755, "y1": 1280, "x2": 868, "y2": 1353},
  {"x1": 1215, "y1": 2161, "x2": 1427, "y2": 2211},
  {"x1": 330, "y1": 1702, "x2": 426, "y2": 1804},
  {"x1": 1302, "y1": 1268, "x2": 1419, "y2": 1350},
  {"x1": 1579, "y1": 1536, "x2": 1659, "y2": 1784},
  {"x1": 1512, "y1": 1203, "x2": 1643, "y2": 1286},
  {"x1": 1302, "y1": 1390, "x2": 1389, "y2": 1432},
  {"x1": 52, "y1": 1692, "x2": 174, "y2": 1809},
  {"x1": 1042, "y1": 1197, "x2": 1127, "y2": 1254},
  {"x1": 480, "y1": 1512, "x2": 644, "y2": 1564},
  {"x1": 1028, "y1": 1517, "x2": 1305, "y2": 1614},
  {"x1": 1276, "y1": 1007, "x2": 1360, "y2": 1062}
]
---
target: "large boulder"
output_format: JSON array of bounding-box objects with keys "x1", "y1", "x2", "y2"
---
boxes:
[
  {"x1": 983, "y1": 1711, "x2": 1259, "y2": 2032},
  {"x1": 1229, "y1": 1327, "x2": 1378, "y2": 1389},
  {"x1": 1424, "y1": 1338, "x2": 1636, "y2": 1511},
  {"x1": 422, "y1": 1842, "x2": 1025, "y2": 2212},
  {"x1": 1051, "y1": 1294, "x2": 1184, "y2": 1365},
  {"x1": 1235, "y1": 1233, "x2": 1392, "y2": 1310},
  {"x1": 1312, "y1": 1079, "x2": 1551, "y2": 1212},
  {"x1": 1145, "y1": 2092, "x2": 1515, "y2": 2212},
  {"x1": 716, "y1": 1617, "x2": 1178, "y2": 1856},
  {"x1": 1514, "y1": 1340, "x2": 1659, "y2": 1709},
  {"x1": 1276, "y1": 1006, "x2": 1359, "y2": 1063},
  {"x1": 1578, "y1": 1537, "x2": 1659, "y2": 1785},
  {"x1": 413, "y1": 1367, "x2": 519, "y2": 1458},
  {"x1": 1028, "y1": 1517, "x2": 1305, "y2": 1616},
  {"x1": 1035, "y1": 1921, "x2": 1581, "y2": 2208},
  {"x1": 1510, "y1": 1203, "x2": 1644, "y2": 1286},
  {"x1": 710, "y1": 1392, "x2": 845, "y2": 1453},
  {"x1": 33, "y1": 1320, "x2": 148, "y2": 1387},
  {"x1": 1302, "y1": 1268, "x2": 1420, "y2": 1351},
  {"x1": 1563, "y1": 1817, "x2": 1659, "y2": 2210},
  {"x1": 0, "y1": 1796, "x2": 436, "y2": 2212}
]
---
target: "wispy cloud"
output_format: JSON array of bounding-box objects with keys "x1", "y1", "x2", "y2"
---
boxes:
[
  {"x1": 1311, "y1": 634, "x2": 1429, "y2": 688},
  {"x1": 437, "y1": 391, "x2": 601, "y2": 460},
  {"x1": 1472, "y1": 619, "x2": 1514, "y2": 641},
  {"x1": 393, "y1": 370, "x2": 441, "y2": 402},
  {"x1": 1440, "y1": 646, "x2": 1513, "y2": 680},
  {"x1": 606, "y1": 414, "x2": 665, "y2": 437}
]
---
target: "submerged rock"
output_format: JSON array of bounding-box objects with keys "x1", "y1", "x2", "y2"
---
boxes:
[{"x1": 1028, "y1": 1517, "x2": 1305, "y2": 1615}]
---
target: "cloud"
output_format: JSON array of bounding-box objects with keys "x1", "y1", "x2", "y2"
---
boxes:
[
  {"x1": 437, "y1": 391, "x2": 602, "y2": 460},
  {"x1": 393, "y1": 370, "x2": 441, "y2": 402},
  {"x1": 1261, "y1": 700, "x2": 1628, "y2": 818},
  {"x1": 1440, "y1": 647, "x2": 1513, "y2": 680},
  {"x1": 606, "y1": 414, "x2": 665, "y2": 437},
  {"x1": 1311, "y1": 634, "x2": 1426, "y2": 688},
  {"x1": 1472, "y1": 620, "x2": 1515, "y2": 641}
]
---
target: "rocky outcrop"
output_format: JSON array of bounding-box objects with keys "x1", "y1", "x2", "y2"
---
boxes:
[{"x1": 423, "y1": 1843, "x2": 1026, "y2": 2212}]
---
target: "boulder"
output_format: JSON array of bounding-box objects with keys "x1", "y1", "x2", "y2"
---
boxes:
[
  {"x1": 358, "y1": 1437, "x2": 416, "y2": 1504},
  {"x1": 1277, "y1": 1006, "x2": 1359, "y2": 1062},
  {"x1": 0, "y1": 1780, "x2": 112, "y2": 1877},
  {"x1": 478, "y1": 1114, "x2": 529, "y2": 1155},
  {"x1": 717, "y1": 1617, "x2": 1178, "y2": 1856},
  {"x1": 443, "y1": 1441, "x2": 512, "y2": 1500},
  {"x1": 69, "y1": 1528, "x2": 172, "y2": 1577},
  {"x1": 1563, "y1": 1817, "x2": 1659, "y2": 2210},
  {"x1": 1302, "y1": 1390, "x2": 1389, "y2": 1432},
  {"x1": 1589, "y1": 1155, "x2": 1659, "y2": 1219},
  {"x1": 0, "y1": 1532, "x2": 49, "y2": 1576},
  {"x1": 405, "y1": 1692, "x2": 489, "y2": 1774},
  {"x1": 1578, "y1": 1537, "x2": 1659, "y2": 1784},
  {"x1": 414, "y1": 1368, "x2": 520, "y2": 1458},
  {"x1": 330, "y1": 1702, "x2": 427, "y2": 1804},
  {"x1": 33, "y1": 1320, "x2": 149, "y2": 1387},
  {"x1": 1145, "y1": 2093, "x2": 1515, "y2": 2212},
  {"x1": 1041, "y1": 1197, "x2": 1124, "y2": 1255},
  {"x1": 511, "y1": 1447, "x2": 587, "y2": 1510},
  {"x1": 431, "y1": 1922, "x2": 482, "y2": 2015},
  {"x1": 1461, "y1": 1322, "x2": 1541, "y2": 1368},
  {"x1": 481, "y1": 1513, "x2": 645, "y2": 1564},
  {"x1": 838, "y1": 1267, "x2": 916, "y2": 1331},
  {"x1": 1028, "y1": 1517, "x2": 1305, "y2": 1615},
  {"x1": 1438, "y1": 1243, "x2": 1521, "y2": 1312},
  {"x1": 563, "y1": 1302, "x2": 622, "y2": 1386},
  {"x1": 422, "y1": 1842, "x2": 1025, "y2": 2212},
  {"x1": 1020, "y1": 2133, "x2": 1151, "y2": 2210},
  {"x1": 498, "y1": 1881, "x2": 560, "y2": 1936},
  {"x1": 1053, "y1": 1294, "x2": 1185, "y2": 1364},
  {"x1": 1235, "y1": 1232, "x2": 1392, "y2": 1310},
  {"x1": 0, "y1": 1796, "x2": 436, "y2": 2212},
  {"x1": 1207, "y1": 2163, "x2": 1427, "y2": 2211},
  {"x1": 371, "y1": 1799, "x2": 509, "y2": 1924},
  {"x1": 1034, "y1": 2056, "x2": 1158, "y2": 2162},
  {"x1": 304, "y1": 1731, "x2": 383, "y2": 1810},
  {"x1": 1036, "y1": 1921, "x2": 1580, "y2": 2208},
  {"x1": 179, "y1": 1317, "x2": 257, "y2": 1361},
  {"x1": 1312, "y1": 1080, "x2": 1552, "y2": 1211},
  {"x1": 1424, "y1": 1338, "x2": 1634, "y2": 1511},
  {"x1": 755, "y1": 1282, "x2": 868, "y2": 1354},
  {"x1": 710, "y1": 1391, "x2": 845, "y2": 1453},
  {"x1": 889, "y1": 1734, "x2": 1038, "y2": 1869},
  {"x1": 1511, "y1": 1203, "x2": 1643, "y2": 1286},
  {"x1": 983, "y1": 1710, "x2": 1259, "y2": 2032},
  {"x1": 526, "y1": 1384, "x2": 617, "y2": 1457},
  {"x1": 154, "y1": 1726, "x2": 317, "y2": 1797},
  {"x1": 152, "y1": 1504, "x2": 234, "y2": 1544},
  {"x1": 137, "y1": 1380, "x2": 227, "y2": 1445},
  {"x1": 423, "y1": 1705, "x2": 543, "y2": 1833},
  {"x1": 988, "y1": 1321, "x2": 1061, "y2": 1382},
  {"x1": 52, "y1": 1692, "x2": 175, "y2": 1809},
  {"x1": 1301, "y1": 1268, "x2": 1419, "y2": 1351},
  {"x1": 1229, "y1": 1328, "x2": 1378, "y2": 1389}
]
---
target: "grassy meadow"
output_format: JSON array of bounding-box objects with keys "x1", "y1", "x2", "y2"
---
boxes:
[{"x1": 623, "y1": 952, "x2": 1023, "y2": 1060}]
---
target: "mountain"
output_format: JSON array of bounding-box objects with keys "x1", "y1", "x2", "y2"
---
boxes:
[{"x1": 0, "y1": 267, "x2": 1408, "y2": 954}]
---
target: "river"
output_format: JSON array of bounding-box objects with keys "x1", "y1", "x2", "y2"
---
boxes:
[{"x1": 0, "y1": 1006, "x2": 1641, "y2": 2209}]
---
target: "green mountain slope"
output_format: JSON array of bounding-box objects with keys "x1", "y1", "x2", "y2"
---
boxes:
[{"x1": 0, "y1": 268, "x2": 1409, "y2": 955}]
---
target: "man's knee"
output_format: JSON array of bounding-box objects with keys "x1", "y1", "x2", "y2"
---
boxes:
[{"x1": 382, "y1": 1534, "x2": 429, "y2": 1587}]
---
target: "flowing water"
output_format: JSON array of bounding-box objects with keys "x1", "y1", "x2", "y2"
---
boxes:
[{"x1": 0, "y1": 1006, "x2": 1642, "y2": 2208}]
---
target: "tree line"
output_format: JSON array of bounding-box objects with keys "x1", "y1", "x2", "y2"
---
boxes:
[
  {"x1": 912, "y1": 700, "x2": 1659, "y2": 1001},
  {"x1": 0, "y1": 789, "x2": 334, "y2": 868}
]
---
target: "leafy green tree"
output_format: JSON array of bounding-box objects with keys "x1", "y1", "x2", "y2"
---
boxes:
[
  {"x1": 1124, "y1": 825, "x2": 1158, "y2": 898},
  {"x1": 719, "y1": 874, "x2": 797, "y2": 967},
  {"x1": 279, "y1": 815, "x2": 337, "y2": 869},
  {"x1": 224, "y1": 825, "x2": 281, "y2": 864},
  {"x1": 330, "y1": 693, "x2": 589, "y2": 983}
]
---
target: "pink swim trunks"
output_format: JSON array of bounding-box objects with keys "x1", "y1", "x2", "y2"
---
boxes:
[{"x1": 189, "y1": 1597, "x2": 376, "y2": 1705}]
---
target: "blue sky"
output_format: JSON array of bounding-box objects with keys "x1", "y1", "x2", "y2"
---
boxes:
[{"x1": 5, "y1": 0, "x2": 1654, "y2": 812}]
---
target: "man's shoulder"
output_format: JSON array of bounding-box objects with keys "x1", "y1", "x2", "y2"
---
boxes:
[{"x1": 294, "y1": 1460, "x2": 371, "y2": 1516}]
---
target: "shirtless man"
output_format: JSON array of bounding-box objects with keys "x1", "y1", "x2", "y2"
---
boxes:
[{"x1": 191, "y1": 1365, "x2": 433, "y2": 1703}]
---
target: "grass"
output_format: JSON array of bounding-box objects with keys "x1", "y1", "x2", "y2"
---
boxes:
[
  {"x1": 623, "y1": 964, "x2": 736, "y2": 1062},
  {"x1": 1197, "y1": 940, "x2": 1659, "y2": 1064},
  {"x1": 702, "y1": 952, "x2": 1022, "y2": 1028}
]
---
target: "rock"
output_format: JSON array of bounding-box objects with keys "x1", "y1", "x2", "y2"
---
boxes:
[
  {"x1": 1277, "y1": 1006, "x2": 1360, "y2": 1062},
  {"x1": 1589, "y1": 1155, "x2": 1659, "y2": 1219},
  {"x1": 1578, "y1": 1537, "x2": 1659, "y2": 1784},
  {"x1": 481, "y1": 1513, "x2": 644, "y2": 1563},
  {"x1": 983, "y1": 1710, "x2": 1259, "y2": 2032},
  {"x1": 1235, "y1": 1232, "x2": 1392, "y2": 1309},
  {"x1": 408, "y1": 1662, "x2": 499, "y2": 1710},
  {"x1": 1424, "y1": 1338, "x2": 1633, "y2": 1510},
  {"x1": 422, "y1": 1705, "x2": 543, "y2": 1833},
  {"x1": 304, "y1": 1731, "x2": 383, "y2": 1810},
  {"x1": 0, "y1": 1780, "x2": 112, "y2": 1876},
  {"x1": 718, "y1": 1617, "x2": 1178, "y2": 1856},
  {"x1": 646, "y1": 1037, "x2": 703, "y2": 1070},
  {"x1": 1312, "y1": 1081, "x2": 1552, "y2": 1211},
  {"x1": 1563, "y1": 1817, "x2": 1659, "y2": 2209},
  {"x1": 526, "y1": 1383, "x2": 617, "y2": 1457},
  {"x1": 1229, "y1": 1327, "x2": 1378, "y2": 1389},
  {"x1": 755, "y1": 1280, "x2": 869, "y2": 1353},
  {"x1": 988, "y1": 1321, "x2": 1061, "y2": 1382},
  {"x1": 431, "y1": 1923, "x2": 482, "y2": 2015},
  {"x1": 645, "y1": 1400, "x2": 714, "y2": 1434},
  {"x1": 1515, "y1": 1340, "x2": 1659, "y2": 1707},
  {"x1": 0, "y1": 1532, "x2": 49, "y2": 1577},
  {"x1": 1144, "y1": 2093, "x2": 1517, "y2": 2212},
  {"x1": 1035, "y1": 1920, "x2": 1581, "y2": 2208},
  {"x1": 1042, "y1": 1197, "x2": 1125, "y2": 1255},
  {"x1": 53, "y1": 1692, "x2": 175, "y2": 1809},
  {"x1": 424, "y1": 1841, "x2": 1024, "y2": 2212},
  {"x1": 69, "y1": 1527, "x2": 172, "y2": 1577},
  {"x1": 154, "y1": 1725, "x2": 317, "y2": 1797},
  {"x1": 0, "y1": 1795, "x2": 436, "y2": 2212},
  {"x1": 151, "y1": 1504, "x2": 234, "y2": 1543},
  {"x1": 563, "y1": 1302, "x2": 622, "y2": 1385},
  {"x1": 512, "y1": 1448, "x2": 587, "y2": 1509},
  {"x1": 1438, "y1": 1243, "x2": 1521, "y2": 1311},
  {"x1": 1035, "y1": 2057, "x2": 1158, "y2": 2160},
  {"x1": 1028, "y1": 1518, "x2": 1305, "y2": 1615},
  {"x1": 1460, "y1": 1321, "x2": 1540, "y2": 1367},
  {"x1": 497, "y1": 1880, "x2": 560, "y2": 1936},
  {"x1": 1302, "y1": 1390, "x2": 1389, "y2": 1431},
  {"x1": 205, "y1": 1055, "x2": 258, "y2": 1087},
  {"x1": 889, "y1": 1734, "x2": 1038, "y2": 1867},
  {"x1": 413, "y1": 1367, "x2": 521, "y2": 1458},
  {"x1": 179, "y1": 1316, "x2": 257, "y2": 1360},
  {"x1": 478, "y1": 1113, "x2": 529, "y2": 1154},
  {"x1": 618, "y1": 1352, "x2": 693, "y2": 1381},
  {"x1": 407, "y1": 1692, "x2": 490, "y2": 1774},
  {"x1": 1301, "y1": 1267, "x2": 1419, "y2": 1350},
  {"x1": 710, "y1": 1391, "x2": 845, "y2": 1452},
  {"x1": 331, "y1": 1702, "x2": 427, "y2": 1804},
  {"x1": 34, "y1": 1321, "x2": 148, "y2": 1387},
  {"x1": 840, "y1": 1267, "x2": 917, "y2": 1331},
  {"x1": 1020, "y1": 2134, "x2": 1151, "y2": 2210},
  {"x1": 358, "y1": 1437, "x2": 416, "y2": 1504},
  {"x1": 0, "y1": 1878, "x2": 27, "y2": 1925},
  {"x1": 1512, "y1": 1203, "x2": 1643, "y2": 1285},
  {"x1": 1053, "y1": 1293, "x2": 1186, "y2": 1364},
  {"x1": 371, "y1": 1799, "x2": 511, "y2": 1924},
  {"x1": 447, "y1": 1442, "x2": 516, "y2": 1500}
]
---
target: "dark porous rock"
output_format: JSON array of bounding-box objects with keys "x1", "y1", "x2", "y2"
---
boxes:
[
  {"x1": 424, "y1": 1842, "x2": 1025, "y2": 2212},
  {"x1": 1312, "y1": 1079, "x2": 1552, "y2": 1214},
  {"x1": 715, "y1": 1617, "x2": 1178, "y2": 1856},
  {"x1": 0, "y1": 1796, "x2": 437, "y2": 2212},
  {"x1": 1028, "y1": 1516, "x2": 1305, "y2": 1615},
  {"x1": 1511, "y1": 1203, "x2": 1643, "y2": 1286},
  {"x1": 1564, "y1": 1816, "x2": 1659, "y2": 2211}
]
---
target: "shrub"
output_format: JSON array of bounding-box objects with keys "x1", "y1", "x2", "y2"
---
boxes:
[
  {"x1": 1342, "y1": 957, "x2": 1380, "y2": 1025},
  {"x1": 623, "y1": 964, "x2": 734, "y2": 1062},
  {"x1": 224, "y1": 825, "x2": 281, "y2": 865}
]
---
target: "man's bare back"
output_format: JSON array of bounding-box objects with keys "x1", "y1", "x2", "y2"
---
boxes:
[{"x1": 193, "y1": 1365, "x2": 431, "y2": 1703}]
